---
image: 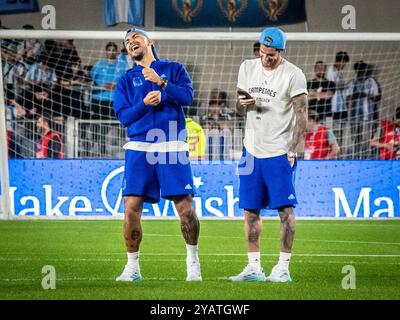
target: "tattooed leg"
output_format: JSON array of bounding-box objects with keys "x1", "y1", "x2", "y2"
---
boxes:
[
  {"x1": 123, "y1": 196, "x2": 144, "y2": 253},
  {"x1": 278, "y1": 206, "x2": 296, "y2": 253},
  {"x1": 173, "y1": 195, "x2": 200, "y2": 245},
  {"x1": 245, "y1": 210, "x2": 262, "y2": 252}
]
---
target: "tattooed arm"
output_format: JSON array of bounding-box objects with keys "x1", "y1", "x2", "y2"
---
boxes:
[{"x1": 289, "y1": 93, "x2": 308, "y2": 154}]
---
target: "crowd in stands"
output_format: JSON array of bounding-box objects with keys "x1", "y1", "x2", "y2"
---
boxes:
[
  {"x1": 2, "y1": 23, "x2": 131, "y2": 158},
  {"x1": 305, "y1": 51, "x2": 399, "y2": 160},
  {"x1": 2, "y1": 26, "x2": 399, "y2": 160}
]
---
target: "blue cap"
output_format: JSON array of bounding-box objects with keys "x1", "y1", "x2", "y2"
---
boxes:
[
  {"x1": 125, "y1": 27, "x2": 149, "y2": 40},
  {"x1": 258, "y1": 27, "x2": 286, "y2": 50},
  {"x1": 124, "y1": 28, "x2": 159, "y2": 60}
]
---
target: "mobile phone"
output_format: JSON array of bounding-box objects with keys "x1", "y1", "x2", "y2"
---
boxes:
[{"x1": 237, "y1": 88, "x2": 253, "y2": 100}]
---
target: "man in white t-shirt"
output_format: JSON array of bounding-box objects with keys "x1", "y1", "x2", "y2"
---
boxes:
[{"x1": 229, "y1": 27, "x2": 308, "y2": 283}]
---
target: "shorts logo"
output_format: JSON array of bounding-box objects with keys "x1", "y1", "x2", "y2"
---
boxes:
[
  {"x1": 288, "y1": 194, "x2": 296, "y2": 200},
  {"x1": 132, "y1": 77, "x2": 143, "y2": 87},
  {"x1": 185, "y1": 184, "x2": 193, "y2": 190}
]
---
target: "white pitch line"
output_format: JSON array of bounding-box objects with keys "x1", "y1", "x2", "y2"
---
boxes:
[
  {"x1": 294, "y1": 223, "x2": 400, "y2": 228},
  {"x1": 296, "y1": 239, "x2": 400, "y2": 246},
  {"x1": 144, "y1": 233, "x2": 400, "y2": 246},
  {"x1": 0, "y1": 277, "x2": 182, "y2": 282}
]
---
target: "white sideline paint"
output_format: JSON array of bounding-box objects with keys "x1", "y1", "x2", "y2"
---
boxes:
[
  {"x1": 142, "y1": 233, "x2": 400, "y2": 246},
  {"x1": 10, "y1": 215, "x2": 400, "y2": 221}
]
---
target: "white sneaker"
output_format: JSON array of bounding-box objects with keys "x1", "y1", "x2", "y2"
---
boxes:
[
  {"x1": 265, "y1": 265, "x2": 292, "y2": 283},
  {"x1": 116, "y1": 264, "x2": 142, "y2": 282},
  {"x1": 186, "y1": 261, "x2": 202, "y2": 281},
  {"x1": 229, "y1": 264, "x2": 266, "y2": 282}
]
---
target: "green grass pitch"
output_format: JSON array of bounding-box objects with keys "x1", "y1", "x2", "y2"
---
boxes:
[{"x1": 0, "y1": 219, "x2": 399, "y2": 300}]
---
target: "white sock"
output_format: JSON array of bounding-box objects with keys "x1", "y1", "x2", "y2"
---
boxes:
[
  {"x1": 278, "y1": 252, "x2": 291, "y2": 270},
  {"x1": 248, "y1": 252, "x2": 261, "y2": 271},
  {"x1": 186, "y1": 244, "x2": 199, "y2": 265},
  {"x1": 127, "y1": 251, "x2": 140, "y2": 271}
]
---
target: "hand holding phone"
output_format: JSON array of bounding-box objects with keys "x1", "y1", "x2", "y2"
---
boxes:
[{"x1": 237, "y1": 88, "x2": 255, "y2": 106}]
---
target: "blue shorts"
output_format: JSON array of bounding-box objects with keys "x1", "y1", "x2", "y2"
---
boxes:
[
  {"x1": 122, "y1": 150, "x2": 195, "y2": 203},
  {"x1": 238, "y1": 148, "x2": 298, "y2": 210}
]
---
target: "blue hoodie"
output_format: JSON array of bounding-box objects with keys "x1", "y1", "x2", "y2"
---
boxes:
[{"x1": 113, "y1": 59, "x2": 194, "y2": 143}]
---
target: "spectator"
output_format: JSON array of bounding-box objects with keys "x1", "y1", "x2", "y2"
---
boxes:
[
  {"x1": 8, "y1": 97, "x2": 32, "y2": 118},
  {"x1": 82, "y1": 65, "x2": 92, "y2": 81},
  {"x1": 186, "y1": 117, "x2": 206, "y2": 161},
  {"x1": 201, "y1": 90, "x2": 232, "y2": 131},
  {"x1": 90, "y1": 42, "x2": 128, "y2": 119},
  {"x1": 307, "y1": 61, "x2": 335, "y2": 122},
  {"x1": 0, "y1": 19, "x2": 13, "y2": 50},
  {"x1": 17, "y1": 85, "x2": 62, "y2": 118},
  {"x1": 326, "y1": 51, "x2": 350, "y2": 144},
  {"x1": 4, "y1": 96, "x2": 22, "y2": 158},
  {"x1": 36, "y1": 113, "x2": 63, "y2": 159},
  {"x1": 201, "y1": 89, "x2": 232, "y2": 160},
  {"x1": 59, "y1": 56, "x2": 86, "y2": 86},
  {"x1": 304, "y1": 110, "x2": 340, "y2": 160},
  {"x1": 24, "y1": 53, "x2": 57, "y2": 87},
  {"x1": 5, "y1": 91, "x2": 34, "y2": 159},
  {"x1": 2, "y1": 43, "x2": 27, "y2": 100},
  {"x1": 253, "y1": 42, "x2": 260, "y2": 58},
  {"x1": 118, "y1": 40, "x2": 134, "y2": 69},
  {"x1": 371, "y1": 107, "x2": 400, "y2": 160},
  {"x1": 7, "y1": 129, "x2": 21, "y2": 158},
  {"x1": 58, "y1": 56, "x2": 90, "y2": 118},
  {"x1": 45, "y1": 39, "x2": 80, "y2": 80},
  {"x1": 347, "y1": 61, "x2": 379, "y2": 158},
  {"x1": 16, "y1": 25, "x2": 43, "y2": 63},
  {"x1": 3, "y1": 40, "x2": 32, "y2": 96}
]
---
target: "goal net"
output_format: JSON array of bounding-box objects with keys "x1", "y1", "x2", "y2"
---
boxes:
[
  {"x1": 0, "y1": 30, "x2": 399, "y2": 218},
  {"x1": 1, "y1": 31, "x2": 400, "y2": 161}
]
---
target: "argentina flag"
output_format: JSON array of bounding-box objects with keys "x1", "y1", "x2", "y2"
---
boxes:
[{"x1": 103, "y1": 0, "x2": 144, "y2": 26}]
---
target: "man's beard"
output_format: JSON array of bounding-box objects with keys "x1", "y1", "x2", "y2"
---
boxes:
[
  {"x1": 133, "y1": 50, "x2": 145, "y2": 62},
  {"x1": 262, "y1": 60, "x2": 274, "y2": 68},
  {"x1": 262, "y1": 57, "x2": 281, "y2": 69}
]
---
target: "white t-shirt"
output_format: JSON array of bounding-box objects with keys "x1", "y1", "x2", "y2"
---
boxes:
[{"x1": 237, "y1": 58, "x2": 308, "y2": 158}]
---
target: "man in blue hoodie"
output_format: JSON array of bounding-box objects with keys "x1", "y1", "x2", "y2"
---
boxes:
[{"x1": 114, "y1": 28, "x2": 201, "y2": 282}]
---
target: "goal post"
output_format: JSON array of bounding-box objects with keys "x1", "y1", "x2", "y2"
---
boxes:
[
  {"x1": 0, "y1": 55, "x2": 11, "y2": 220},
  {"x1": 1, "y1": 29, "x2": 400, "y2": 219}
]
